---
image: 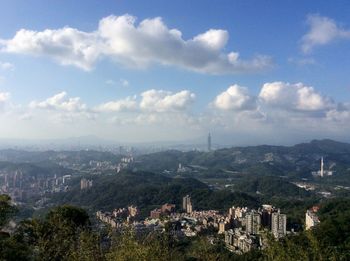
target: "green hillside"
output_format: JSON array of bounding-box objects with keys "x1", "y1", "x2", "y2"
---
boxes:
[
  {"x1": 134, "y1": 139, "x2": 350, "y2": 181},
  {"x1": 51, "y1": 171, "x2": 260, "y2": 215}
]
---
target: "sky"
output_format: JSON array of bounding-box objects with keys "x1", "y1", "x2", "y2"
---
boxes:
[{"x1": 0, "y1": 0, "x2": 350, "y2": 145}]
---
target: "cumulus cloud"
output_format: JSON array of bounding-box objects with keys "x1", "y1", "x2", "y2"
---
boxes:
[
  {"x1": 301, "y1": 14, "x2": 350, "y2": 53},
  {"x1": 94, "y1": 96, "x2": 137, "y2": 112},
  {"x1": 1, "y1": 28, "x2": 100, "y2": 70},
  {"x1": 29, "y1": 92, "x2": 87, "y2": 112},
  {"x1": 259, "y1": 81, "x2": 334, "y2": 112},
  {"x1": 140, "y1": 89, "x2": 195, "y2": 112},
  {"x1": 0, "y1": 14, "x2": 272, "y2": 74},
  {"x1": 1, "y1": 83, "x2": 350, "y2": 143},
  {"x1": 213, "y1": 84, "x2": 257, "y2": 111}
]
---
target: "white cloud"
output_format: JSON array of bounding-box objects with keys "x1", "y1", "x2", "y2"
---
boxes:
[
  {"x1": 26, "y1": 92, "x2": 95, "y2": 125},
  {"x1": 29, "y1": 91, "x2": 87, "y2": 112},
  {"x1": 0, "y1": 91, "x2": 10, "y2": 112},
  {"x1": 1, "y1": 28, "x2": 100, "y2": 70},
  {"x1": 1, "y1": 83, "x2": 350, "y2": 144},
  {"x1": 94, "y1": 96, "x2": 137, "y2": 112},
  {"x1": 140, "y1": 89, "x2": 195, "y2": 112},
  {"x1": 259, "y1": 81, "x2": 333, "y2": 112},
  {"x1": 0, "y1": 92, "x2": 10, "y2": 102},
  {"x1": 105, "y1": 79, "x2": 116, "y2": 85},
  {"x1": 193, "y1": 29, "x2": 228, "y2": 50},
  {"x1": 301, "y1": 14, "x2": 350, "y2": 53},
  {"x1": 213, "y1": 84, "x2": 256, "y2": 111},
  {"x1": 120, "y1": 79, "x2": 129, "y2": 87},
  {"x1": 0, "y1": 14, "x2": 272, "y2": 74},
  {"x1": 0, "y1": 62, "x2": 14, "y2": 70},
  {"x1": 326, "y1": 103, "x2": 350, "y2": 122},
  {"x1": 326, "y1": 109, "x2": 350, "y2": 122},
  {"x1": 105, "y1": 79, "x2": 129, "y2": 87}
]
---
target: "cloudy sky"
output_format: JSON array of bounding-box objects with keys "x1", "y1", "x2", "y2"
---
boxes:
[{"x1": 0, "y1": 0, "x2": 350, "y2": 145}]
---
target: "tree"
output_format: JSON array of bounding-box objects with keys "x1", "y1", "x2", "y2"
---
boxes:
[
  {"x1": 0, "y1": 194, "x2": 16, "y2": 229},
  {"x1": 36, "y1": 205, "x2": 90, "y2": 260}
]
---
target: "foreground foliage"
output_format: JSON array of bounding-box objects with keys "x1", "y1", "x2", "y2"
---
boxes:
[{"x1": 0, "y1": 196, "x2": 350, "y2": 260}]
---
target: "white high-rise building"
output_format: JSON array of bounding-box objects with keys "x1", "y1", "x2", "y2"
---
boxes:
[
  {"x1": 182, "y1": 195, "x2": 193, "y2": 214},
  {"x1": 80, "y1": 178, "x2": 93, "y2": 190},
  {"x1": 245, "y1": 211, "x2": 261, "y2": 234},
  {"x1": 271, "y1": 211, "x2": 287, "y2": 238}
]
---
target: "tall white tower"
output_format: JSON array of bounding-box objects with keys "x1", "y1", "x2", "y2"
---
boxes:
[{"x1": 320, "y1": 157, "x2": 324, "y2": 177}]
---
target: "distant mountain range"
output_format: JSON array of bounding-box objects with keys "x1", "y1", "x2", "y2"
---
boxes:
[
  {"x1": 133, "y1": 139, "x2": 350, "y2": 179},
  {"x1": 1, "y1": 139, "x2": 350, "y2": 180}
]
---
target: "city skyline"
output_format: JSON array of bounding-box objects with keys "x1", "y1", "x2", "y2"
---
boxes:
[{"x1": 0, "y1": 1, "x2": 350, "y2": 145}]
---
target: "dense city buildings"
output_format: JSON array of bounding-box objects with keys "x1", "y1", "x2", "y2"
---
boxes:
[
  {"x1": 116, "y1": 156, "x2": 134, "y2": 173},
  {"x1": 96, "y1": 198, "x2": 289, "y2": 255},
  {"x1": 225, "y1": 228, "x2": 260, "y2": 254},
  {"x1": 80, "y1": 178, "x2": 93, "y2": 190},
  {"x1": 161, "y1": 203, "x2": 176, "y2": 214},
  {"x1": 128, "y1": 205, "x2": 139, "y2": 217},
  {"x1": 150, "y1": 208, "x2": 162, "y2": 219}
]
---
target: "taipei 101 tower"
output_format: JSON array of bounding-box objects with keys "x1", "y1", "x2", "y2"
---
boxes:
[{"x1": 207, "y1": 133, "x2": 212, "y2": 152}]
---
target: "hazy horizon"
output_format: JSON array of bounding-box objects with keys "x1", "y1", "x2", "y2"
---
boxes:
[{"x1": 0, "y1": 135, "x2": 349, "y2": 151}]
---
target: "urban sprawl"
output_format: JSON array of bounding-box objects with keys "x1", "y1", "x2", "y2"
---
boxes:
[{"x1": 96, "y1": 195, "x2": 321, "y2": 254}]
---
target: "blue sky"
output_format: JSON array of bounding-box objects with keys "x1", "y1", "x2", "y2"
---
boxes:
[{"x1": 0, "y1": 0, "x2": 350, "y2": 145}]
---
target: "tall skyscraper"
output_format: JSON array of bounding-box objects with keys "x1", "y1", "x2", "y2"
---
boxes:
[
  {"x1": 182, "y1": 195, "x2": 192, "y2": 214},
  {"x1": 261, "y1": 204, "x2": 275, "y2": 229},
  {"x1": 271, "y1": 211, "x2": 287, "y2": 238},
  {"x1": 246, "y1": 211, "x2": 261, "y2": 234},
  {"x1": 207, "y1": 133, "x2": 212, "y2": 151},
  {"x1": 320, "y1": 157, "x2": 324, "y2": 177}
]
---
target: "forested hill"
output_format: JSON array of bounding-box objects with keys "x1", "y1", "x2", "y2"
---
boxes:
[
  {"x1": 133, "y1": 139, "x2": 350, "y2": 178},
  {"x1": 51, "y1": 171, "x2": 260, "y2": 215}
]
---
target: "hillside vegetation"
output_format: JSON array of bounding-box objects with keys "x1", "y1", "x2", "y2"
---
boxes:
[
  {"x1": 51, "y1": 171, "x2": 261, "y2": 215},
  {"x1": 134, "y1": 139, "x2": 350, "y2": 181}
]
